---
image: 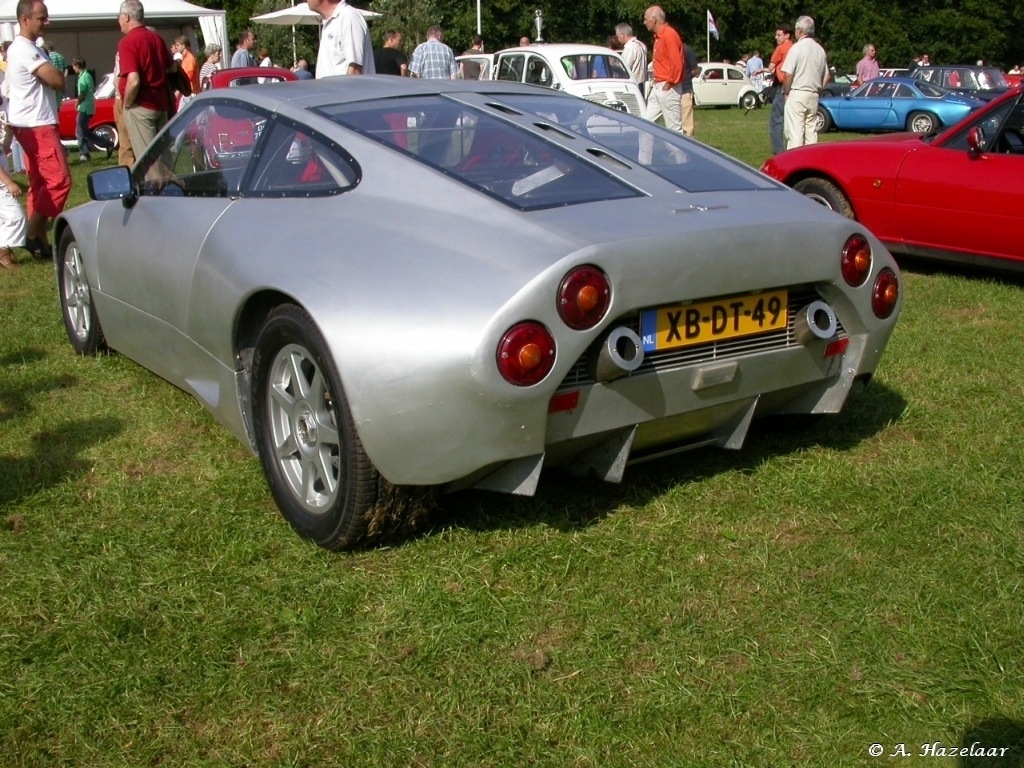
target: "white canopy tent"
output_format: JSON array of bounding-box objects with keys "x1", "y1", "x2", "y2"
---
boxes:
[{"x1": 0, "y1": 0, "x2": 228, "y2": 78}]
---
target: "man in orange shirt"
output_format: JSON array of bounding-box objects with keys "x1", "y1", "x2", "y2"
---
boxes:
[
  {"x1": 766, "y1": 22, "x2": 793, "y2": 154},
  {"x1": 642, "y1": 6, "x2": 684, "y2": 133}
]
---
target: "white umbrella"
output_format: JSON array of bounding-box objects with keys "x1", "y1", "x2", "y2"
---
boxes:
[{"x1": 250, "y1": 3, "x2": 380, "y2": 25}]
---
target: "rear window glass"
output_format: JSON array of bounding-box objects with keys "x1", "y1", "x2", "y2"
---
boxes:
[
  {"x1": 317, "y1": 96, "x2": 641, "y2": 211},
  {"x1": 499, "y1": 93, "x2": 775, "y2": 192}
]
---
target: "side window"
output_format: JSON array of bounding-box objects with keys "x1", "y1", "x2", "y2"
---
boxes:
[
  {"x1": 248, "y1": 121, "x2": 358, "y2": 197},
  {"x1": 526, "y1": 56, "x2": 552, "y2": 86},
  {"x1": 706, "y1": 68, "x2": 724, "y2": 80},
  {"x1": 135, "y1": 101, "x2": 267, "y2": 198},
  {"x1": 496, "y1": 55, "x2": 525, "y2": 82},
  {"x1": 944, "y1": 99, "x2": 1015, "y2": 151},
  {"x1": 893, "y1": 84, "x2": 913, "y2": 98},
  {"x1": 728, "y1": 68, "x2": 744, "y2": 81}
]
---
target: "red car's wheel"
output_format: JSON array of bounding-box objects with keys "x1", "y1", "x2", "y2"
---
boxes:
[
  {"x1": 793, "y1": 177, "x2": 854, "y2": 219},
  {"x1": 92, "y1": 123, "x2": 119, "y2": 149}
]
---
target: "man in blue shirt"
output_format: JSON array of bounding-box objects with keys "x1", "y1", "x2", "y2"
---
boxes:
[{"x1": 409, "y1": 25, "x2": 457, "y2": 80}]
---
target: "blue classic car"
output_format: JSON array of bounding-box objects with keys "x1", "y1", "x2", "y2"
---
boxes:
[{"x1": 815, "y1": 77, "x2": 985, "y2": 134}]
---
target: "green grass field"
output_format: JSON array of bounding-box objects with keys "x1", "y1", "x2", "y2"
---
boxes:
[{"x1": 2, "y1": 109, "x2": 1023, "y2": 767}]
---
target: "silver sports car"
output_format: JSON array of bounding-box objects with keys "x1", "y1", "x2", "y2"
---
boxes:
[{"x1": 56, "y1": 77, "x2": 902, "y2": 550}]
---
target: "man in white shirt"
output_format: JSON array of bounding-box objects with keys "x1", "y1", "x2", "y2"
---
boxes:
[
  {"x1": 615, "y1": 23, "x2": 648, "y2": 93},
  {"x1": 6, "y1": 0, "x2": 70, "y2": 260},
  {"x1": 780, "y1": 15, "x2": 829, "y2": 149},
  {"x1": 307, "y1": 0, "x2": 375, "y2": 77}
]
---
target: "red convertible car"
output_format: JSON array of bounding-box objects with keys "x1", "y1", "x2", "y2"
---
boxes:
[
  {"x1": 59, "y1": 72, "x2": 117, "y2": 149},
  {"x1": 761, "y1": 85, "x2": 1024, "y2": 272},
  {"x1": 59, "y1": 67, "x2": 297, "y2": 151}
]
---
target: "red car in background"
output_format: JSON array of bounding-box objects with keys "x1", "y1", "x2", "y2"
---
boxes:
[
  {"x1": 59, "y1": 67, "x2": 297, "y2": 151},
  {"x1": 761, "y1": 84, "x2": 1024, "y2": 272},
  {"x1": 59, "y1": 72, "x2": 117, "y2": 149}
]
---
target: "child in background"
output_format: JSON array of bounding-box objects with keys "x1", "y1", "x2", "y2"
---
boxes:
[
  {"x1": 0, "y1": 145, "x2": 26, "y2": 269},
  {"x1": 0, "y1": 87, "x2": 25, "y2": 270}
]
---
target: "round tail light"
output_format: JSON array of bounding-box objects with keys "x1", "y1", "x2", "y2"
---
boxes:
[
  {"x1": 497, "y1": 322, "x2": 556, "y2": 386},
  {"x1": 558, "y1": 266, "x2": 610, "y2": 330},
  {"x1": 841, "y1": 235, "x2": 872, "y2": 287},
  {"x1": 871, "y1": 268, "x2": 899, "y2": 319}
]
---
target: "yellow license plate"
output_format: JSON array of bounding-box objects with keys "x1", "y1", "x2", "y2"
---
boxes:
[{"x1": 640, "y1": 290, "x2": 788, "y2": 352}]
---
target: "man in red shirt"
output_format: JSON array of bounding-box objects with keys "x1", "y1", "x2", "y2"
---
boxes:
[
  {"x1": 642, "y1": 6, "x2": 684, "y2": 133},
  {"x1": 766, "y1": 22, "x2": 794, "y2": 155},
  {"x1": 116, "y1": 0, "x2": 174, "y2": 157}
]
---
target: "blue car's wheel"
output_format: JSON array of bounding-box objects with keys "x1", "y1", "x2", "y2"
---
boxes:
[
  {"x1": 907, "y1": 111, "x2": 938, "y2": 133},
  {"x1": 814, "y1": 107, "x2": 833, "y2": 133}
]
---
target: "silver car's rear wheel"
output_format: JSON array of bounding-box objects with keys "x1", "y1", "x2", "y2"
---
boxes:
[
  {"x1": 252, "y1": 304, "x2": 382, "y2": 550},
  {"x1": 57, "y1": 230, "x2": 107, "y2": 356}
]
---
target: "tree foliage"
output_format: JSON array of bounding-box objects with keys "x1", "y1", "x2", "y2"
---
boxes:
[{"x1": 210, "y1": 0, "x2": 1024, "y2": 74}]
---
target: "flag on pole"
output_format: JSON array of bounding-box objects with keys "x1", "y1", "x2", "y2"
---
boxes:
[{"x1": 707, "y1": 10, "x2": 719, "y2": 40}]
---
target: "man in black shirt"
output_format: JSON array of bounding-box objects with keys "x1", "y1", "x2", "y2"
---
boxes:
[
  {"x1": 460, "y1": 35, "x2": 485, "y2": 80},
  {"x1": 373, "y1": 29, "x2": 408, "y2": 76}
]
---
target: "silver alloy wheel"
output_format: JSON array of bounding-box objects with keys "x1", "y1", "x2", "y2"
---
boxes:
[
  {"x1": 266, "y1": 342, "x2": 342, "y2": 514},
  {"x1": 62, "y1": 242, "x2": 92, "y2": 341},
  {"x1": 909, "y1": 112, "x2": 937, "y2": 133}
]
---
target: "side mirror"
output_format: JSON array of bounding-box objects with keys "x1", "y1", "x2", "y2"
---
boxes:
[
  {"x1": 87, "y1": 165, "x2": 138, "y2": 208},
  {"x1": 967, "y1": 126, "x2": 986, "y2": 155}
]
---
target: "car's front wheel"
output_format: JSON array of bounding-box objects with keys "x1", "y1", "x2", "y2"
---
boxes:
[
  {"x1": 793, "y1": 177, "x2": 854, "y2": 219},
  {"x1": 814, "y1": 107, "x2": 833, "y2": 133},
  {"x1": 57, "y1": 229, "x2": 107, "y2": 356},
  {"x1": 907, "y1": 111, "x2": 938, "y2": 133},
  {"x1": 252, "y1": 304, "x2": 385, "y2": 550}
]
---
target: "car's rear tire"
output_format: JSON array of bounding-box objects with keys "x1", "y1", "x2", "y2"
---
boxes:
[
  {"x1": 92, "y1": 123, "x2": 119, "y2": 149},
  {"x1": 741, "y1": 92, "x2": 758, "y2": 110},
  {"x1": 814, "y1": 107, "x2": 833, "y2": 133},
  {"x1": 907, "y1": 111, "x2": 938, "y2": 133},
  {"x1": 793, "y1": 178, "x2": 855, "y2": 219},
  {"x1": 57, "y1": 229, "x2": 107, "y2": 356},
  {"x1": 251, "y1": 304, "x2": 387, "y2": 550}
]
